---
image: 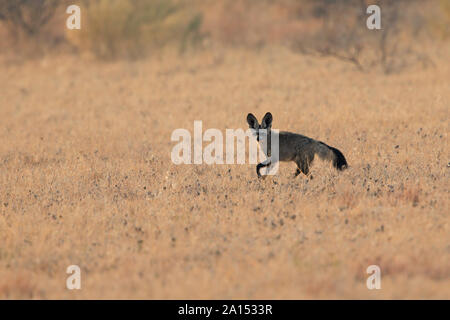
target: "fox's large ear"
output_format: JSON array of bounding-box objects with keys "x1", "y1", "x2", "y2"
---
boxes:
[
  {"x1": 247, "y1": 113, "x2": 259, "y2": 129},
  {"x1": 261, "y1": 112, "x2": 273, "y2": 129}
]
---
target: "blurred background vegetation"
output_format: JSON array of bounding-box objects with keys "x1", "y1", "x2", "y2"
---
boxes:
[
  {"x1": 67, "y1": 0, "x2": 203, "y2": 59},
  {"x1": 0, "y1": 0, "x2": 448, "y2": 70}
]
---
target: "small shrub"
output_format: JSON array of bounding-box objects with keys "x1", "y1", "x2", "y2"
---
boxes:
[
  {"x1": 0, "y1": 0, "x2": 59, "y2": 36},
  {"x1": 0, "y1": 0, "x2": 62, "y2": 54},
  {"x1": 69, "y1": 0, "x2": 203, "y2": 60},
  {"x1": 430, "y1": 0, "x2": 450, "y2": 39},
  {"x1": 292, "y1": 0, "x2": 433, "y2": 74}
]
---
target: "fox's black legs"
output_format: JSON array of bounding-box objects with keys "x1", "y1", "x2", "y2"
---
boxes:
[
  {"x1": 257, "y1": 159, "x2": 315, "y2": 178},
  {"x1": 294, "y1": 158, "x2": 311, "y2": 178},
  {"x1": 295, "y1": 169, "x2": 313, "y2": 180},
  {"x1": 294, "y1": 166, "x2": 309, "y2": 177},
  {"x1": 256, "y1": 162, "x2": 271, "y2": 178}
]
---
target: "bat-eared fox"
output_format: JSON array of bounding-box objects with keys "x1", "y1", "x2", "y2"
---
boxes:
[{"x1": 247, "y1": 112, "x2": 348, "y2": 178}]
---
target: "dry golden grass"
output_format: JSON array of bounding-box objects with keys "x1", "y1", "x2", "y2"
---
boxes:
[{"x1": 0, "y1": 45, "x2": 449, "y2": 299}]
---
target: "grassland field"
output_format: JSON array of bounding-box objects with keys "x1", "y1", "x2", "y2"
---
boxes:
[{"x1": 0, "y1": 45, "x2": 449, "y2": 299}]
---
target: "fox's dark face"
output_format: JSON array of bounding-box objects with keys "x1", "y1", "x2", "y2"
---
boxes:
[{"x1": 246, "y1": 112, "x2": 273, "y2": 142}]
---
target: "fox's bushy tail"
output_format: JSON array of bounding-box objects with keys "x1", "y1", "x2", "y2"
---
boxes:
[
  {"x1": 317, "y1": 141, "x2": 348, "y2": 170},
  {"x1": 328, "y1": 146, "x2": 348, "y2": 170}
]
